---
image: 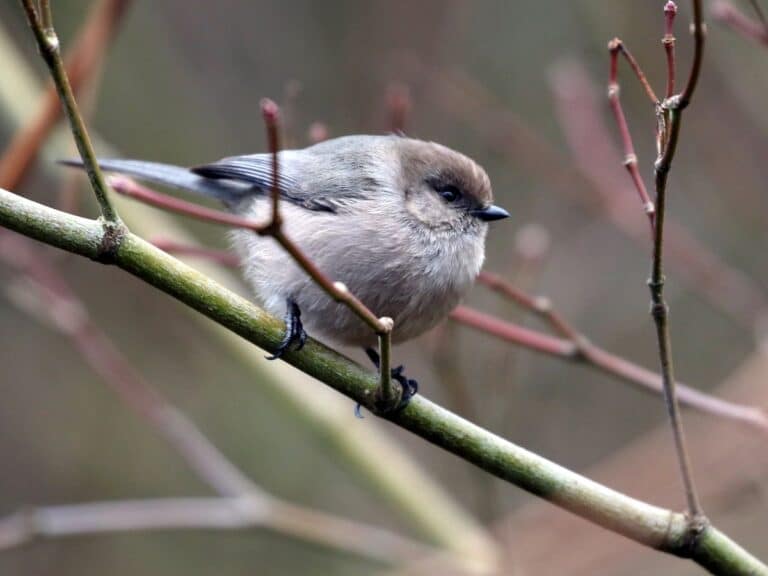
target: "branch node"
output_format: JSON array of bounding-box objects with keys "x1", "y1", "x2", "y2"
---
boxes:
[
  {"x1": 677, "y1": 513, "x2": 710, "y2": 558},
  {"x1": 689, "y1": 21, "x2": 708, "y2": 36},
  {"x1": 333, "y1": 281, "x2": 349, "y2": 294},
  {"x1": 568, "y1": 335, "x2": 592, "y2": 360},
  {"x1": 377, "y1": 316, "x2": 394, "y2": 334},
  {"x1": 643, "y1": 201, "x2": 656, "y2": 215},
  {"x1": 622, "y1": 153, "x2": 638, "y2": 167},
  {"x1": 93, "y1": 219, "x2": 127, "y2": 265},
  {"x1": 532, "y1": 296, "x2": 552, "y2": 313},
  {"x1": 42, "y1": 29, "x2": 59, "y2": 52}
]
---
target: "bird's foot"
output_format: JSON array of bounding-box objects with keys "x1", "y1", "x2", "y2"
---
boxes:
[
  {"x1": 266, "y1": 298, "x2": 307, "y2": 360},
  {"x1": 361, "y1": 347, "x2": 418, "y2": 415}
]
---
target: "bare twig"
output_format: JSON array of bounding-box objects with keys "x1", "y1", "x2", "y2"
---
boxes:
[
  {"x1": 550, "y1": 60, "x2": 768, "y2": 333},
  {"x1": 650, "y1": 0, "x2": 705, "y2": 519},
  {"x1": 19, "y1": 0, "x2": 121, "y2": 222},
  {"x1": 449, "y1": 302, "x2": 768, "y2": 434},
  {"x1": 607, "y1": 38, "x2": 656, "y2": 228},
  {"x1": 477, "y1": 271, "x2": 579, "y2": 342},
  {"x1": 609, "y1": 0, "x2": 706, "y2": 518},
  {"x1": 260, "y1": 99, "x2": 396, "y2": 407},
  {"x1": 664, "y1": 1, "x2": 679, "y2": 99},
  {"x1": 680, "y1": 0, "x2": 705, "y2": 108}
]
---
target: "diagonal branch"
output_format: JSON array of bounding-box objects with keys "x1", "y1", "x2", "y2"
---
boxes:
[{"x1": 0, "y1": 187, "x2": 765, "y2": 575}]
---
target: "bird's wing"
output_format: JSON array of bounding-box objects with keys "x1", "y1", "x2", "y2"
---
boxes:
[{"x1": 191, "y1": 152, "x2": 371, "y2": 213}]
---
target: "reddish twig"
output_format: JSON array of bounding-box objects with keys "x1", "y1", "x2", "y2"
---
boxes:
[
  {"x1": 608, "y1": 40, "x2": 659, "y2": 105},
  {"x1": 712, "y1": 0, "x2": 768, "y2": 45},
  {"x1": 679, "y1": 0, "x2": 705, "y2": 108},
  {"x1": 607, "y1": 39, "x2": 656, "y2": 230},
  {"x1": 646, "y1": 0, "x2": 705, "y2": 519},
  {"x1": 606, "y1": 0, "x2": 707, "y2": 518},
  {"x1": 452, "y1": 276, "x2": 768, "y2": 433},
  {"x1": 664, "y1": 1, "x2": 678, "y2": 99},
  {"x1": 550, "y1": 60, "x2": 768, "y2": 331},
  {"x1": 477, "y1": 271, "x2": 579, "y2": 341}
]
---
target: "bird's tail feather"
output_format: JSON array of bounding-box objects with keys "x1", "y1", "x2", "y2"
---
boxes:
[{"x1": 58, "y1": 158, "x2": 250, "y2": 204}]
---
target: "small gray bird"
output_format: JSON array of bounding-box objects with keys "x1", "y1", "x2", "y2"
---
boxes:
[{"x1": 65, "y1": 135, "x2": 508, "y2": 402}]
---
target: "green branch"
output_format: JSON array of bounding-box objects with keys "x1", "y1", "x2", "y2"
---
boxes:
[{"x1": 0, "y1": 187, "x2": 765, "y2": 576}]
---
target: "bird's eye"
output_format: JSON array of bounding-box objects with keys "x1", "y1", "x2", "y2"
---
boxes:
[{"x1": 437, "y1": 185, "x2": 461, "y2": 203}]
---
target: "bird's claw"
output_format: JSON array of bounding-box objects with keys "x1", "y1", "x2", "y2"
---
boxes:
[
  {"x1": 267, "y1": 298, "x2": 307, "y2": 360},
  {"x1": 359, "y1": 348, "x2": 418, "y2": 416}
]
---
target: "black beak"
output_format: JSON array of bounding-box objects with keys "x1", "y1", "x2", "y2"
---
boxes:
[{"x1": 472, "y1": 204, "x2": 510, "y2": 222}]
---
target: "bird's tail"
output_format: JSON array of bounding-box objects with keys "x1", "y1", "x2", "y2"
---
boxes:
[{"x1": 58, "y1": 158, "x2": 250, "y2": 205}]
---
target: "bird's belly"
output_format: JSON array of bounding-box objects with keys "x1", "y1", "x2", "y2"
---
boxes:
[{"x1": 231, "y1": 211, "x2": 484, "y2": 348}]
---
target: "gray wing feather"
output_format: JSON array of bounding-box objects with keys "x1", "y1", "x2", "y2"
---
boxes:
[
  {"x1": 191, "y1": 153, "x2": 339, "y2": 212},
  {"x1": 59, "y1": 158, "x2": 251, "y2": 204}
]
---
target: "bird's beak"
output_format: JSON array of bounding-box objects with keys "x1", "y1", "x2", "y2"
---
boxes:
[{"x1": 471, "y1": 204, "x2": 510, "y2": 222}]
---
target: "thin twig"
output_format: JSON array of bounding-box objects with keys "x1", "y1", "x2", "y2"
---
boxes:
[
  {"x1": 607, "y1": 39, "x2": 656, "y2": 228},
  {"x1": 477, "y1": 271, "x2": 579, "y2": 341},
  {"x1": 258, "y1": 99, "x2": 395, "y2": 408},
  {"x1": 680, "y1": 0, "x2": 705, "y2": 108},
  {"x1": 19, "y1": 0, "x2": 121, "y2": 222},
  {"x1": 550, "y1": 58, "x2": 768, "y2": 331},
  {"x1": 610, "y1": 40, "x2": 659, "y2": 105},
  {"x1": 449, "y1": 303, "x2": 768, "y2": 433},
  {"x1": 649, "y1": 0, "x2": 705, "y2": 518},
  {"x1": 664, "y1": 1, "x2": 678, "y2": 99}
]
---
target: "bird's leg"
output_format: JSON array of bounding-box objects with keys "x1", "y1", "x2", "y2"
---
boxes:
[
  {"x1": 266, "y1": 298, "x2": 307, "y2": 360},
  {"x1": 364, "y1": 347, "x2": 419, "y2": 412}
]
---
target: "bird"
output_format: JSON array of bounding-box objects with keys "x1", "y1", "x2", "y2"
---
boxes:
[{"x1": 63, "y1": 134, "x2": 509, "y2": 407}]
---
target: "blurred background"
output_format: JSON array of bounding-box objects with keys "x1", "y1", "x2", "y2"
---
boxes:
[{"x1": 1, "y1": 1, "x2": 767, "y2": 574}]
